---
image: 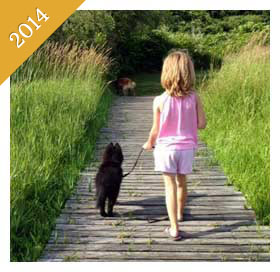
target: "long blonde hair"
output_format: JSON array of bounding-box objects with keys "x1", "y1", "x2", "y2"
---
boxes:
[{"x1": 161, "y1": 50, "x2": 196, "y2": 97}]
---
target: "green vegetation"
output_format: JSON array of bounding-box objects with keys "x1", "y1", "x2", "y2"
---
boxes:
[
  {"x1": 10, "y1": 43, "x2": 113, "y2": 261},
  {"x1": 50, "y1": 11, "x2": 270, "y2": 75},
  {"x1": 11, "y1": 42, "x2": 111, "y2": 83},
  {"x1": 199, "y1": 43, "x2": 270, "y2": 225}
]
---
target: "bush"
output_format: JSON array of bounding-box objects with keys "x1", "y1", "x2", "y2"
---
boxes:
[
  {"x1": 155, "y1": 29, "x2": 222, "y2": 69},
  {"x1": 115, "y1": 31, "x2": 173, "y2": 75}
]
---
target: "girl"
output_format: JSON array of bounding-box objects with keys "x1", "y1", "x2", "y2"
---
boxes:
[{"x1": 143, "y1": 50, "x2": 206, "y2": 240}]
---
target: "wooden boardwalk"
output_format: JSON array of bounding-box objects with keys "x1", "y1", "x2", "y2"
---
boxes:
[{"x1": 40, "y1": 96, "x2": 270, "y2": 262}]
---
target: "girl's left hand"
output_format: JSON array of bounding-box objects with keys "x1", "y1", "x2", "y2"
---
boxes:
[{"x1": 142, "y1": 141, "x2": 154, "y2": 150}]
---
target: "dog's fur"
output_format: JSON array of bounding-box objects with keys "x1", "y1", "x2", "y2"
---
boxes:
[
  {"x1": 95, "y1": 143, "x2": 124, "y2": 217},
  {"x1": 113, "y1": 78, "x2": 136, "y2": 96}
]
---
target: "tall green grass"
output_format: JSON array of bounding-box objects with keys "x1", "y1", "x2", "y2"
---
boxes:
[
  {"x1": 11, "y1": 42, "x2": 111, "y2": 83},
  {"x1": 11, "y1": 42, "x2": 113, "y2": 261},
  {"x1": 199, "y1": 44, "x2": 270, "y2": 225}
]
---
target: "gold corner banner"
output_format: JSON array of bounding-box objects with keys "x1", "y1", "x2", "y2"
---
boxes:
[{"x1": 0, "y1": 0, "x2": 85, "y2": 85}]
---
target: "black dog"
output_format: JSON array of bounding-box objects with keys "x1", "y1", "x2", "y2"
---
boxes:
[{"x1": 95, "y1": 142, "x2": 124, "y2": 217}]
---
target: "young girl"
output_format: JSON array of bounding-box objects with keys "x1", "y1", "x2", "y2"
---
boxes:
[{"x1": 143, "y1": 50, "x2": 206, "y2": 240}]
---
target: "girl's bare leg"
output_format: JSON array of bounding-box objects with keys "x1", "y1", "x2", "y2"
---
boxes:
[
  {"x1": 176, "y1": 174, "x2": 187, "y2": 221},
  {"x1": 163, "y1": 173, "x2": 179, "y2": 236}
]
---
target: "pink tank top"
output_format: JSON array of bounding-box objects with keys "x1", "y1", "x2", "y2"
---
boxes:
[{"x1": 155, "y1": 91, "x2": 198, "y2": 150}]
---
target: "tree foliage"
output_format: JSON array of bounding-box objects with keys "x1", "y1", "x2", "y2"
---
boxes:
[{"x1": 49, "y1": 10, "x2": 270, "y2": 75}]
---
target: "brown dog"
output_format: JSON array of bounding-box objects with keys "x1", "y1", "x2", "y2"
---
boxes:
[{"x1": 114, "y1": 78, "x2": 136, "y2": 96}]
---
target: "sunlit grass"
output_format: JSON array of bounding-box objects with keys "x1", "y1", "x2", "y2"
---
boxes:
[
  {"x1": 199, "y1": 44, "x2": 270, "y2": 225},
  {"x1": 11, "y1": 42, "x2": 111, "y2": 83},
  {"x1": 10, "y1": 42, "x2": 113, "y2": 261}
]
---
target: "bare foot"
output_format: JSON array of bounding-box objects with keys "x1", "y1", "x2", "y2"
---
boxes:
[{"x1": 164, "y1": 227, "x2": 182, "y2": 241}]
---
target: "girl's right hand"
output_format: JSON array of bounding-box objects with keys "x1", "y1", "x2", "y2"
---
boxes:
[{"x1": 142, "y1": 141, "x2": 154, "y2": 150}]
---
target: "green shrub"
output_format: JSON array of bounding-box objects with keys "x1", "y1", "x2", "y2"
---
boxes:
[
  {"x1": 155, "y1": 29, "x2": 222, "y2": 69},
  {"x1": 116, "y1": 31, "x2": 173, "y2": 74}
]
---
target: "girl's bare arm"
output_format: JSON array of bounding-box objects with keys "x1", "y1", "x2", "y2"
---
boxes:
[
  {"x1": 196, "y1": 94, "x2": 207, "y2": 129},
  {"x1": 143, "y1": 98, "x2": 160, "y2": 150}
]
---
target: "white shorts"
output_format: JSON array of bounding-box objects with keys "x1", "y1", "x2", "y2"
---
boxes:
[{"x1": 153, "y1": 148, "x2": 195, "y2": 175}]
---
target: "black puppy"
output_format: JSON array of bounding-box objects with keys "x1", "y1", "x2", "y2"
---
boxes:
[{"x1": 95, "y1": 142, "x2": 124, "y2": 217}]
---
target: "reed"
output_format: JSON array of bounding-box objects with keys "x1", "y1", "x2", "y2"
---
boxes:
[{"x1": 11, "y1": 42, "x2": 112, "y2": 83}]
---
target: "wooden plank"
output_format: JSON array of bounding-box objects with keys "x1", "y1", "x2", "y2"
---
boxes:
[
  {"x1": 64, "y1": 204, "x2": 252, "y2": 211},
  {"x1": 43, "y1": 244, "x2": 270, "y2": 254},
  {"x1": 77, "y1": 189, "x2": 240, "y2": 195},
  {"x1": 63, "y1": 205, "x2": 255, "y2": 214},
  {"x1": 72, "y1": 192, "x2": 244, "y2": 197},
  {"x1": 55, "y1": 218, "x2": 258, "y2": 226},
  {"x1": 77, "y1": 188, "x2": 237, "y2": 194},
  {"x1": 66, "y1": 202, "x2": 250, "y2": 209},
  {"x1": 77, "y1": 184, "x2": 230, "y2": 189},
  {"x1": 53, "y1": 224, "x2": 269, "y2": 232},
  {"x1": 49, "y1": 230, "x2": 269, "y2": 239},
  {"x1": 56, "y1": 214, "x2": 257, "y2": 221},
  {"x1": 81, "y1": 173, "x2": 229, "y2": 180},
  {"x1": 68, "y1": 196, "x2": 248, "y2": 203},
  {"x1": 47, "y1": 237, "x2": 270, "y2": 246},
  {"x1": 39, "y1": 251, "x2": 270, "y2": 262},
  {"x1": 72, "y1": 210, "x2": 255, "y2": 217}
]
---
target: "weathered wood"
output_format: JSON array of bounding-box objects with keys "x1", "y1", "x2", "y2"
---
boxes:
[
  {"x1": 66, "y1": 201, "x2": 250, "y2": 209},
  {"x1": 71, "y1": 191, "x2": 244, "y2": 197},
  {"x1": 78, "y1": 183, "x2": 229, "y2": 188},
  {"x1": 65, "y1": 203, "x2": 252, "y2": 211},
  {"x1": 53, "y1": 224, "x2": 269, "y2": 232},
  {"x1": 40, "y1": 96, "x2": 270, "y2": 262},
  {"x1": 46, "y1": 237, "x2": 270, "y2": 246},
  {"x1": 77, "y1": 188, "x2": 240, "y2": 194},
  {"x1": 49, "y1": 230, "x2": 269, "y2": 240},
  {"x1": 56, "y1": 218, "x2": 259, "y2": 226},
  {"x1": 43, "y1": 243, "x2": 270, "y2": 254},
  {"x1": 40, "y1": 251, "x2": 270, "y2": 262},
  {"x1": 81, "y1": 173, "x2": 228, "y2": 179}
]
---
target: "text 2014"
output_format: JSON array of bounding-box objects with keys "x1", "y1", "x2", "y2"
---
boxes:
[{"x1": 9, "y1": 8, "x2": 49, "y2": 48}]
